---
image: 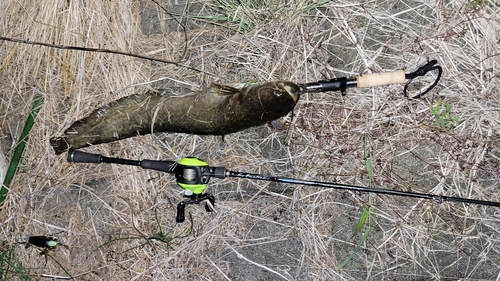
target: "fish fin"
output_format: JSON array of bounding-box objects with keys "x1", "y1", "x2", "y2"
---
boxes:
[
  {"x1": 50, "y1": 137, "x2": 70, "y2": 155},
  {"x1": 210, "y1": 84, "x2": 240, "y2": 96},
  {"x1": 267, "y1": 120, "x2": 284, "y2": 131}
]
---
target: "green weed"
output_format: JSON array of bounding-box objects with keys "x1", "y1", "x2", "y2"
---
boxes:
[
  {"x1": 466, "y1": 0, "x2": 494, "y2": 8},
  {"x1": 338, "y1": 135, "x2": 373, "y2": 269},
  {"x1": 0, "y1": 94, "x2": 44, "y2": 207},
  {"x1": 431, "y1": 99, "x2": 459, "y2": 132},
  {"x1": 0, "y1": 241, "x2": 32, "y2": 281},
  {"x1": 94, "y1": 210, "x2": 193, "y2": 255},
  {"x1": 187, "y1": 0, "x2": 332, "y2": 33}
]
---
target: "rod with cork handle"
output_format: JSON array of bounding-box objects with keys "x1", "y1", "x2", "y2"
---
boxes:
[{"x1": 299, "y1": 60, "x2": 442, "y2": 98}]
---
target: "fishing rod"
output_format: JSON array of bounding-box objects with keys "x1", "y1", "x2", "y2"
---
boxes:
[
  {"x1": 298, "y1": 60, "x2": 442, "y2": 98},
  {"x1": 67, "y1": 149, "x2": 500, "y2": 222},
  {"x1": 48, "y1": 60, "x2": 442, "y2": 155}
]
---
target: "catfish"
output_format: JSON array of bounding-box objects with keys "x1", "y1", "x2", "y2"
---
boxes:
[{"x1": 50, "y1": 81, "x2": 300, "y2": 154}]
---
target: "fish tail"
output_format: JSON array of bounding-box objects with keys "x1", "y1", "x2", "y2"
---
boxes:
[{"x1": 50, "y1": 137, "x2": 70, "y2": 155}]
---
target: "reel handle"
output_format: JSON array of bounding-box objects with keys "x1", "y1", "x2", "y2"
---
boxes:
[
  {"x1": 176, "y1": 202, "x2": 186, "y2": 223},
  {"x1": 175, "y1": 193, "x2": 216, "y2": 223}
]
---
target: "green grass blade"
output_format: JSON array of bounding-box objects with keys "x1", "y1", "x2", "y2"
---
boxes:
[
  {"x1": 352, "y1": 204, "x2": 371, "y2": 237},
  {"x1": 293, "y1": 0, "x2": 332, "y2": 16},
  {"x1": 338, "y1": 227, "x2": 371, "y2": 270},
  {"x1": 0, "y1": 94, "x2": 44, "y2": 207},
  {"x1": 342, "y1": 134, "x2": 373, "y2": 268},
  {"x1": 351, "y1": 134, "x2": 374, "y2": 237},
  {"x1": 364, "y1": 134, "x2": 373, "y2": 186}
]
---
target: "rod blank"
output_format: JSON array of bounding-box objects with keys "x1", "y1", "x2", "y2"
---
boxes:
[{"x1": 227, "y1": 171, "x2": 500, "y2": 208}]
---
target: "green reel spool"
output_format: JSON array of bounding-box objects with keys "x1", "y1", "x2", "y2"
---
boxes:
[{"x1": 175, "y1": 157, "x2": 210, "y2": 195}]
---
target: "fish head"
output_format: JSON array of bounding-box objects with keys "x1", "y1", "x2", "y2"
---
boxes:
[
  {"x1": 266, "y1": 81, "x2": 301, "y2": 104},
  {"x1": 243, "y1": 81, "x2": 300, "y2": 122}
]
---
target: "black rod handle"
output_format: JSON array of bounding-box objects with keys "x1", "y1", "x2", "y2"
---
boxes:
[
  {"x1": 141, "y1": 160, "x2": 176, "y2": 173},
  {"x1": 68, "y1": 149, "x2": 177, "y2": 173},
  {"x1": 67, "y1": 149, "x2": 102, "y2": 163}
]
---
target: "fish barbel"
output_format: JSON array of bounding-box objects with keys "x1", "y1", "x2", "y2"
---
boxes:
[{"x1": 50, "y1": 81, "x2": 300, "y2": 154}]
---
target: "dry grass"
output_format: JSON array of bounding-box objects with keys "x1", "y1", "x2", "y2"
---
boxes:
[{"x1": 1, "y1": 0, "x2": 499, "y2": 280}]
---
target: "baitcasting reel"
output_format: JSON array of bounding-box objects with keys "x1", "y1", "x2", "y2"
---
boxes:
[
  {"x1": 67, "y1": 149, "x2": 227, "y2": 222},
  {"x1": 173, "y1": 157, "x2": 225, "y2": 222}
]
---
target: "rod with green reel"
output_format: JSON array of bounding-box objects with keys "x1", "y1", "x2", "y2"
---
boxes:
[{"x1": 67, "y1": 149, "x2": 500, "y2": 223}]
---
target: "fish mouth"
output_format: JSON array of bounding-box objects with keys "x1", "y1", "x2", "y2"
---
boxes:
[{"x1": 279, "y1": 82, "x2": 300, "y2": 103}]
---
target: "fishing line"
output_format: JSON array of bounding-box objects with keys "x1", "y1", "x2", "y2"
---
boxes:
[
  {"x1": 0, "y1": 36, "x2": 215, "y2": 76},
  {"x1": 0, "y1": 35, "x2": 441, "y2": 98}
]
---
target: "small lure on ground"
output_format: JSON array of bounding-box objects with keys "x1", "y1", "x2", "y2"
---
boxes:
[
  {"x1": 18, "y1": 235, "x2": 66, "y2": 258},
  {"x1": 51, "y1": 81, "x2": 300, "y2": 154},
  {"x1": 25, "y1": 235, "x2": 58, "y2": 250}
]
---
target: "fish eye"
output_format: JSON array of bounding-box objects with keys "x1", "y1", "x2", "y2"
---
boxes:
[{"x1": 273, "y1": 89, "x2": 284, "y2": 97}]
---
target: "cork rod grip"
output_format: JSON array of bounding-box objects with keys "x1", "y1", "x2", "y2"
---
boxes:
[{"x1": 356, "y1": 70, "x2": 406, "y2": 88}]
